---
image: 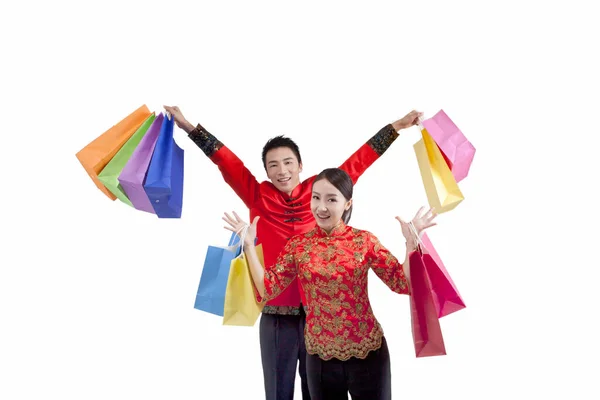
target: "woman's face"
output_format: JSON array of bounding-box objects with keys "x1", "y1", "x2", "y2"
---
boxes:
[{"x1": 311, "y1": 178, "x2": 352, "y2": 233}]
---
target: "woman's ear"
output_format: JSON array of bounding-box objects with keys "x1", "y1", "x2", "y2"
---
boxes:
[{"x1": 345, "y1": 198, "x2": 353, "y2": 211}]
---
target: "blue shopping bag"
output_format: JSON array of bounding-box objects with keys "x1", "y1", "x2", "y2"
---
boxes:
[
  {"x1": 143, "y1": 115, "x2": 184, "y2": 218},
  {"x1": 194, "y1": 232, "x2": 242, "y2": 316}
]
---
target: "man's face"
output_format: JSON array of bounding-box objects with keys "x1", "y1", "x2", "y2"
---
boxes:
[{"x1": 265, "y1": 147, "x2": 302, "y2": 195}]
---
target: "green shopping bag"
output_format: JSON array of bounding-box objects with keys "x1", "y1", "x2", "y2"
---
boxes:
[{"x1": 97, "y1": 113, "x2": 156, "y2": 206}]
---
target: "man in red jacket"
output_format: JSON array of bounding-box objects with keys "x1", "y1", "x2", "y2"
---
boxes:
[{"x1": 165, "y1": 105, "x2": 421, "y2": 400}]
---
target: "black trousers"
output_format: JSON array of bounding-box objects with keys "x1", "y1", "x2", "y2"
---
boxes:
[
  {"x1": 305, "y1": 336, "x2": 392, "y2": 400},
  {"x1": 259, "y1": 308, "x2": 311, "y2": 400}
]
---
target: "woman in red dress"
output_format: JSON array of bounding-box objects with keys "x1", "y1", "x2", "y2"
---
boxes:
[{"x1": 223, "y1": 167, "x2": 437, "y2": 400}]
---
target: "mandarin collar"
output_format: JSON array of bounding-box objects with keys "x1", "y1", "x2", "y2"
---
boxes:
[{"x1": 316, "y1": 221, "x2": 348, "y2": 237}]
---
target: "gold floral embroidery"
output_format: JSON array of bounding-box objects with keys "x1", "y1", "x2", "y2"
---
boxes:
[
  {"x1": 373, "y1": 241, "x2": 381, "y2": 253},
  {"x1": 385, "y1": 252, "x2": 395, "y2": 265},
  {"x1": 298, "y1": 252, "x2": 311, "y2": 264},
  {"x1": 313, "y1": 304, "x2": 321, "y2": 316},
  {"x1": 353, "y1": 234, "x2": 365, "y2": 247},
  {"x1": 325, "y1": 262, "x2": 337, "y2": 276},
  {"x1": 354, "y1": 252, "x2": 364, "y2": 262},
  {"x1": 325, "y1": 246, "x2": 337, "y2": 260},
  {"x1": 305, "y1": 323, "x2": 385, "y2": 361},
  {"x1": 329, "y1": 297, "x2": 343, "y2": 313},
  {"x1": 358, "y1": 321, "x2": 368, "y2": 332},
  {"x1": 264, "y1": 223, "x2": 408, "y2": 361},
  {"x1": 355, "y1": 302, "x2": 364, "y2": 315}
]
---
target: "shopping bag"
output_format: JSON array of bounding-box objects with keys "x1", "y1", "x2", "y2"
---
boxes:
[
  {"x1": 223, "y1": 244, "x2": 265, "y2": 326},
  {"x1": 421, "y1": 110, "x2": 475, "y2": 182},
  {"x1": 97, "y1": 113, "x2": 156, "y2": 206},
  {"x1": 76, "y1": 105, "x2": 152, "y2": 200},
  {"x1": 118, "y1": 113, "x2": 165, "y2": 213},
  {"x1": 143, "y1": 115, "x2": 184, "y2": 218},
  {"x1": 406, "y1": 223, "x2": 466, "y2": 318},
  {"x1": 409, "y1": 249, "x2": 446, "y2": 357},
  {"x1": 413, "y1": 126, "x2": 464, "y2": 213},
  {"x1": 194, "y1": 232, "x2": 242, "y2": 317},
  {"x1": 421, "y1": 233, "x2": 466, "y2": 318}
]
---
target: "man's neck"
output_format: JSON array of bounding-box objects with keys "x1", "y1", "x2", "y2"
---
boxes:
[{"x1": 283, "y1": 183, "x2": 301, "y2": 197}]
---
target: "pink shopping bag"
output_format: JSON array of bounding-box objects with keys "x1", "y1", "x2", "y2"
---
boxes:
[{"x1": 421, "y1": 109, "x2": 475, "y2": 182}]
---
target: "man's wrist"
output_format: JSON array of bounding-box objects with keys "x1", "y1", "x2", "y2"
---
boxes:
[
  {"x1": 182, "y1": 121, "x2": 196, "y2": 134},
  {"x1": 391, "y1": 120, "x2": 404, "y2": 132}
]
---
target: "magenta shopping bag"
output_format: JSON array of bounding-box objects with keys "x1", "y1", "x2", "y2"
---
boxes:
[
  {"x1": 421, "y1": 110, "x2": 475, "y2": 182},
  {"x1": 118, "y1": 113, "x2": 165, "y2": 213},
  {"x1": 421, "y1": 233, "x2": 466, "y2": 318},
  {"x1": 409, "y1": 250, "x2": 446, "y2": 358}
]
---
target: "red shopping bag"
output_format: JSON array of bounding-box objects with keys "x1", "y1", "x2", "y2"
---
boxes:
[{"x1": 409, "y1": 249, "x2": 446, "y2": 358}]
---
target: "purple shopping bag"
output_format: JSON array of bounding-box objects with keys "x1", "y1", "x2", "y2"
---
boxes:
[
  {"x1": 421, "y1": 110, "x2": 475, "y2": 182},
  {"x1": 118, "y1": 113, "x2": 165, "y2": 213}
]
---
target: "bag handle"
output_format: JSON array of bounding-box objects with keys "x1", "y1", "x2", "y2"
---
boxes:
[
  {"x1": 227, "y1": 231, "x2": 239, "y2": 247},
  {"x1": 417, "y1": 115, "x2": 425, "y2": 132},
  {"x1": 408, "y1": 220, "x2": 425, "y2": 250},
  {"x1": 237, "y1": 225, "x2": 249, "y2": 254},
  {"x1": 227, "y1": 224, "x2": 250, "y2": 254}
]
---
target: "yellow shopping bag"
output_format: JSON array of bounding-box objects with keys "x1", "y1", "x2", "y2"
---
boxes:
[
  {"x1": 223, "y1": 244, "x2": 265, "y2": 326},
  {"x1": 414, "y1": 127, "x2": 464, "y2": 213}
]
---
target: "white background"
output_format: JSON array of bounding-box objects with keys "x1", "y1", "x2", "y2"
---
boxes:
[{"x1": 2, "y1": 0, "x2": 599, "y2": 399}]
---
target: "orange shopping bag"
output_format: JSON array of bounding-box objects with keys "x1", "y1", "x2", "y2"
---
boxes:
[{"x1": 76, "y1": 105, "x2": 152, "y2": 200}]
